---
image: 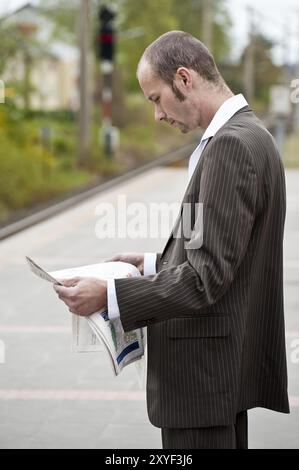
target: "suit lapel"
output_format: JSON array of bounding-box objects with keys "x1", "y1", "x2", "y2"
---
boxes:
[
  {"x1": 160, "y1": 106, "x2": 252, "y2": 260},
  {"x1": 160, "y1": 138, "x2": 211, "y2": 259}
]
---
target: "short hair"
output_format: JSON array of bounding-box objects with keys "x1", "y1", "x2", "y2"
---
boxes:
[{"x1": 139, "y1": 31, "x2": 222, "y2": 88}]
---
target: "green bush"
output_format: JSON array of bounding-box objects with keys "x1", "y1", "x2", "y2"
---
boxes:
[
  {"x1": 0, "y1": 105, "x2": 91, "y2": 222},
  {"x1": 0, "y1": 132, "x2": 55, "y2": 219}
]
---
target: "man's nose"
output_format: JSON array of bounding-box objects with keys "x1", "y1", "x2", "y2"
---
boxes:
[{"x1": 154, "y1": 105, "x2": 166, "y2": 122}]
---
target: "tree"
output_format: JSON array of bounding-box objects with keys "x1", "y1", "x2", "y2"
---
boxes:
[
  {"x1": 116, "y1": 0, "x2": 232, "y2": 91},
  {"x1": 38, "y1": 0, "x2": 78, "y2": 43},
  {"x1": 253, "y1": 35, "x2": 283, "y2": 104},
  {"x1": 0, "y1": 22, "x2": 24, "y2": 76},
  {"x1": 0, "y1": 19, "x2": 47, "y2": 110},
  {"x1": 171, "y1": 0, "x2": 232, "y2": 61},
  {"x1": 239, "y1": 35, "x2": 283, "y2": 106},
  {"x1": 117, "y1": 0, "x2": 178, "y2": 91}
]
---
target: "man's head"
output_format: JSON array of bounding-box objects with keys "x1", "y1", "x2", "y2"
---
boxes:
[{"x1": 137, "y1": 31, "x2": 232, "y2": 132}]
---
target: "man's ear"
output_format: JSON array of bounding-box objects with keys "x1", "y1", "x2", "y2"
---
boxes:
[{"x1": 175, "y1": 67, "x2": 192, "y2": 90}]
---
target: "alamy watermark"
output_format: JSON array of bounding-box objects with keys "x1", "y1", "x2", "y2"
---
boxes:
[
  {"x1": 0, "y1": 79, "x2": 5, "y2": 104},
  {"x1": 0, "y1": 340, "x2": 5, "y2": 364},
  {"x1": 290, "y1": 79, "x2": 299, "y2": 104},
  {"x1": 290, "y1": 338, "x2": 299, "y2": 365},
  {"x1": 94, "y1": 195, "x2": 203, "y2": 249}
]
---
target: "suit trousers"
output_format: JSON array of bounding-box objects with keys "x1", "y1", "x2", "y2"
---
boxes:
[{"x1": 161, "y1": 411, "x2": 248, "y2": 449}]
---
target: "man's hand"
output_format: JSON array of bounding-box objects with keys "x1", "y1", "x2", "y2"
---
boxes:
[
  {"x1": 107, "y1": 253, "x2": 144, "y2": 275},
  {"x1": 53, "y1": 277, "x2": 107, "y2": 317}
]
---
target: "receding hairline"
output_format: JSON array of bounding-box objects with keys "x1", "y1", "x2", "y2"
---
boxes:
[
  {"x1": 137, "y1": 57, "x2": 160, "y2": 83},
  {"x1": 137, "y1": 30, "x2": 223, "y2": 86}
]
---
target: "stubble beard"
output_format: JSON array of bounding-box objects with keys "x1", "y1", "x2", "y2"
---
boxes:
[{"x1": 177, "y1": 122, "x2": 190, "y2": 133}]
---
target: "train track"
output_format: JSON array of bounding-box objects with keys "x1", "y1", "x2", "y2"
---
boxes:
[{"x1": 0, "y1": 142, "x2": 197, "y2": 241}]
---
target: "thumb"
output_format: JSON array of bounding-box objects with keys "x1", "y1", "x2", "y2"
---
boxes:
[
  {"x1": 105, "y1": 254, "x2": 122, "y2": 263},
  {"x1": 58, "y1": 277, "x2": 81, "y2": 287}
]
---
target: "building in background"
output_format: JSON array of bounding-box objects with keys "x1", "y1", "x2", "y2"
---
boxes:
[{"x1": 2, "y1": 2, "x2": 79, "y2": 111}]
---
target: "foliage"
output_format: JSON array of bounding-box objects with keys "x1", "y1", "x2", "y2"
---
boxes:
[
  {"x1": 0, "y1": 23, "x2": 23, "y2": 76},
  {"x1": 0, "y1": 105, "x2": 54, "y2": 218},
  {"x1": 220, "y1": 34, "x2": 284, "y2": 109},
  {"x1": 253, "y1": 35, "x2": 283, "y2": 104},
  {"x1": 170, "y1": 0, "x2": 231, "y2": 60},
  {"x1": 0, "y1": 104, "x2": 91, "y2": 222},
  {"x1": 116, "y1": 0, "x2": 232, "y2": 91},
  {"x1": 0, "y1": 11, "x2": 50, "y2": 110},
  {"x1": 38, "y1": 0, "x2": 79, "y2": 44}
]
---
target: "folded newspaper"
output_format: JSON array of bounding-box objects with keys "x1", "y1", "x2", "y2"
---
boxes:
[{"x1": 26, "y1": 256, "x2": 146, "y2": 378}]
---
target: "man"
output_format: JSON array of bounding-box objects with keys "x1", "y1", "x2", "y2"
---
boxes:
[{"x1": 54, "y1": 31, "x2": 289, "y2": 449}]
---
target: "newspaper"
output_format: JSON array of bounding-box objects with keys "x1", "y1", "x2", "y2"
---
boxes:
[{"x1": 26, "y1": 257, "x2": 146, "y2": 377}]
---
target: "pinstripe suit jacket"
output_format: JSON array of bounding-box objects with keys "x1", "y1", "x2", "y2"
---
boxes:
[{"x1": 115, "y1": 106, "x2": 290, "y2": 428}]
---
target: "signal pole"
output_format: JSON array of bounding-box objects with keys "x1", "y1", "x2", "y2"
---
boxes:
[
  {"x1": 78, "y1": 0, "x2": 91, "y2": 166},
  {"x1": 97, "y1": 5, "x2": 117, "y2": 158}
]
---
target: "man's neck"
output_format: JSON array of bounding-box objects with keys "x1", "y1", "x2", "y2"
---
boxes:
[{"x1": 201, "y1": 90, "x2": 234, "y2": 130}]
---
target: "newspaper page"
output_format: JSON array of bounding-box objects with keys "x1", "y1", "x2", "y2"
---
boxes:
[
  {"x1": 87, "y1": 313, "x2": 145, "y2": 376},
  {"x1": 26, "y1": 256, "x2": 63, "y2": 285},
  {"x1": 26, "y1": 257, "x2": 146, "y2": 377}
]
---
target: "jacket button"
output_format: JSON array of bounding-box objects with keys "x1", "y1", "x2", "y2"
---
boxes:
[{"x1": 162, "y1": 261, "x2": 168, "y2": 265}]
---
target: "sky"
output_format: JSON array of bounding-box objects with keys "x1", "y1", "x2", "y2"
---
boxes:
[
  {"x1": 1, "y1": 0, "x2": 299, "y2": 64},
  {"x1": 226, "y1": 0, "x2": 299, "y2": 64}
]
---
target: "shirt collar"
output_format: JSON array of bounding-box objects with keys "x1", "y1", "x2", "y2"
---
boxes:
[{"x1": 201, "y1": 94, "x2": 248, "y2": 142}]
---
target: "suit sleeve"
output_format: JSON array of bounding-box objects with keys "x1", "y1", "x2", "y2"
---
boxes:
[
  {"x1": 155, "y1": 253, "x2": 162, "y2": 272},
  {"x1": 115, "y1": 135, "x2": 258, "y2": 331}
]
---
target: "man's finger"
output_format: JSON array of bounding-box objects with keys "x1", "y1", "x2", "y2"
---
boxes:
[
  {"x1": 106, "y1": 254, "x2": 122, "y2": 262},
  {"x1": 53, "y1": 284, "x2": 73, "y2": 298}
]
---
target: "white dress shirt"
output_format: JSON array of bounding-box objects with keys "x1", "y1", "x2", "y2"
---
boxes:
[{"x1": 107, "y1": 94, "x2": 248, "y2": 320}]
